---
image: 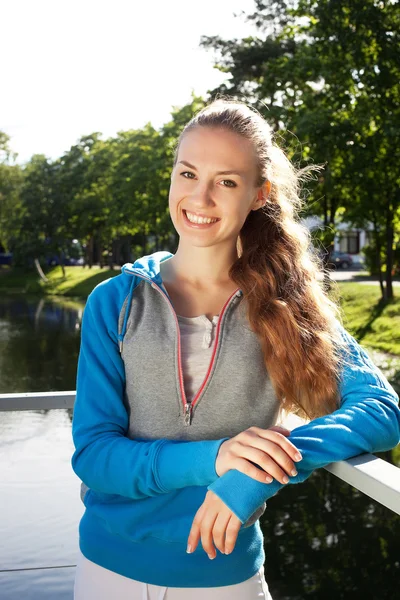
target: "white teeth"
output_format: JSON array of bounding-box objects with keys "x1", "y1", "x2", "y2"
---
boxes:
[{"x1": 185, "y1": 211, "x2": 218, "y2": 224}]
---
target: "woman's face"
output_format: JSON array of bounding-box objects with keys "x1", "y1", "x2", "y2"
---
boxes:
[{"x1": 168, "y1": 126, "x2": 266, "y2": 249}]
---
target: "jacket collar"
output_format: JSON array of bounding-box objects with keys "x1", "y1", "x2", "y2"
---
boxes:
[{"x1": 121, "y1": 251, "x2": 174, "y2": 284}]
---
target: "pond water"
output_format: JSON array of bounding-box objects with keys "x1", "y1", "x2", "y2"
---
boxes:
[{"x1": 0, "y1": 295, "x2": 399, "y2": 600}]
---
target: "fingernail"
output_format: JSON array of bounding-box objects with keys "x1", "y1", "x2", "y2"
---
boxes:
[
  {"x1": 283, "y1": 475, "x2": 289, "y2": 483},
  {"x1": 294, "y1": 453, "x2": 302, "y2": 461},
  {"x1": 186, "y1": 544, "x2": 192, "y2": 554},
  {"x1": 265, "y1": 475, "x2": 273, "y2": 483},
  {"x1": 291, "y1": 469, "x2": 297, "y2": 476},
  {"x1": 208, "y1": 553, "x2": 215, "y2": 560}
]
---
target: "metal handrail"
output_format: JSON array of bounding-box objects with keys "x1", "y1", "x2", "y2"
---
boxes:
[
  {"x1": 0, "y1": 391, "x2": 75, "y2": 411},
  {"x1": 1, "y1": 391, "x2": 399, "y2": 515}
]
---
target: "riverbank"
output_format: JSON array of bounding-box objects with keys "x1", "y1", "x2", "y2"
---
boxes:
[{"x1": 1, "y1": 265, "x2": 399, "y2": 357}]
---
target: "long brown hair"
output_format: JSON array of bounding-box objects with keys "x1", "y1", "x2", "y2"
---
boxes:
[{"x1": 173, "y1": 98, "x2": 350, "y2": 420}]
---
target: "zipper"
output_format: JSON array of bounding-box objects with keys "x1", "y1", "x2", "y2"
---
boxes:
[
  {"x1": 122, "y1": 267, "x2": 241, "y2": 425},
  {"x1": 184, "y1": 402, "x2": 192, "y2": 426}
]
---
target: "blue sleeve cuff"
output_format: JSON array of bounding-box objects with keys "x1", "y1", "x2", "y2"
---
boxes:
[
  {"x1": 156, "y1": 437, "x2": 229, "y2": 492},
  {"x1": 207, "y1": 468, "x2": 312, "y2": 523}
]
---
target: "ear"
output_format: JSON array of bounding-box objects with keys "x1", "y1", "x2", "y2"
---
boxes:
[{"x1": 251, "y1": 180, "x2": 271, "y2": 211}]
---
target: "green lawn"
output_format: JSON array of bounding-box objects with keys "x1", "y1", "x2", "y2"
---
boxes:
[
  {"x1": 334, "y1": 282, "x2": 400, "y2": 356},
  {"x1": 0, "y1": 264, "x2": 120, "y2": 298}
]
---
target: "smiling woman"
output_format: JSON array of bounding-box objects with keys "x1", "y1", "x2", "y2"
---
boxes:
[
  {"x1": 71, "y1": 98, "x2": 400, "y2": 600},
  {"x1": 168, "y1": 126, "x2": 264, "y2": 250}
]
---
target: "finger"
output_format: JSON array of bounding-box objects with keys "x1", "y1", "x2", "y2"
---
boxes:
[
  {"x1": 212, "y1": 511, "x2": 231, "y2": 555},
  {"x1": 250, "y1": 442, "x2": 299, "y2": 483},
  {"x1": 250, "y1": 427, "x2": 303, "y2": 462},
  {"x1": 231, "y1": 457, "x2": 277, "y2": 484},
  {"x1": 224, "y1": 515, "x2": 242, "y2": 555},
  {"x1": 236, "y1": 440, "x2": 298, "y2": 484},
  {"x1": 187, "y1": 521, "x2": 201, "y2": 554},
  {"x1": 200, "y1": 511, "x2": 219, "y2": 559},
  {"x1": 187, "y1": 505, "x2": 205, "y2": 554}
]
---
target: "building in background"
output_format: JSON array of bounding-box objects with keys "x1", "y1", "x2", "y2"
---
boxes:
[{"x1": 302, "y1": 216, "x2": 373, "y2": 266}]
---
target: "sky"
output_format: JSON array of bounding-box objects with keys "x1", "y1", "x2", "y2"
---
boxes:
[{"x1": 1, "y1": 0, "x2": 259, "y2": 165}]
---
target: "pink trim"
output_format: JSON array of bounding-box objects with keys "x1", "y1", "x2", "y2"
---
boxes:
[
  {"x1": 124, "y1": 269, "x2": 240, "y2": 420},
  {"x1": 189, "y1": 289, "x2": 240, "y2": 410}
]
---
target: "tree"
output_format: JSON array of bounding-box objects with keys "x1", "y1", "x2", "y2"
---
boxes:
[
  {"x1": 15, "y1": 154, "x2": 69, "y2": 277},
  {"x1": 200, "y1": 0, "x2": 400, "y2": 299},
  {"x1": 0, "y1": 132, "x2": 23, "y2": 254}
]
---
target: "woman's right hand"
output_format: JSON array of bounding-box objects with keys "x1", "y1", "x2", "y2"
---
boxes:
[{"x1": 215, "y1": 425, "x2": 303, "y2": 485}]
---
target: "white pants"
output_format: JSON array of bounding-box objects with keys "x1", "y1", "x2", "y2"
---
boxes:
[{"x1": 74, "y1": 550, "x2": 273, "y2": 600}]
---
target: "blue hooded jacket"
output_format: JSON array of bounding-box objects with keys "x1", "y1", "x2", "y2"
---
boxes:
[{"x1": 71, "y1": 251, "x2": 400, "y2": 587}]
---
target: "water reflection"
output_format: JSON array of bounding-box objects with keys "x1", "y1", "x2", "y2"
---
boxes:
[
  {"x1": 0, "y1": 296, "x2": 399, "y2": 599},
  {"x1": 262, "y1": 469, "x2": 400, "y2": 599},
  {"x1": 0, "y1": 295, "x2": 83, "y2": 394},
  {"x1": 0, "y1": 409, "x2": 83, "y2": 600}
]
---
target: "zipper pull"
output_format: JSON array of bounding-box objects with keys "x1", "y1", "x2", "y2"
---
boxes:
[{"x1": 184, "y1": 403, "x2": 192, "y2": 426}]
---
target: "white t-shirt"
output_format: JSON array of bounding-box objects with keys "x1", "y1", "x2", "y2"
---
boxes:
[
  {"x1": 177, "y1": 313, "x2": 219, "y2": 403},
  {"x1": 159, "y1": 281, "x2": 219, "y2": 403}
]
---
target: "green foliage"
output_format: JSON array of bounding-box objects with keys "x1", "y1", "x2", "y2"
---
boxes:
[
  {"x1": 200, "y1": 0, "x2": 400, "y2": 298},
  {"x1": 0, "y1": 94, "x2": 208, "y2": 268},
  {"x1": 0, "y1": 132, "x2": 23, "y2": 253},
  {"x1": 1, "y1": 4, "x2": 399, "y2": 294}
]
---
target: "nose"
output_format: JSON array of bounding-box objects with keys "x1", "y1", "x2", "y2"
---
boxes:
[{"x1": 188, "y1": 180, "x2": 216, "y2": 211}]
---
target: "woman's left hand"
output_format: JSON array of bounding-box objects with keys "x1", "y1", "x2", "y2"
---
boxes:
[{"x1": 187, "y1": 490, "x2": 242, "y2": 559}]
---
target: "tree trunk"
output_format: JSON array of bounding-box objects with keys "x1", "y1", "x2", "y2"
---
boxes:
[
  {"x1": 125, "y1": 235, "x2": 133, "y2": 263},
  {"x1": 329, "y1": 196, "x2": 338, "y2": 225},
  {"x1": 323, "y1": 191, "x2": 328, "y2": 227},
  {"x1": 114, "y1": 238, "x2": 122, "y2": 266},
  {"x1": 385, "y1": 202, "x2": 394, "y2": 300},
  {"x1": 108, "y1": 241, "x2": 114, "y2": 270},
  {"x1": 98, "y1": 238, "x2": 104, "y2": 269},
  {"x1": 371, "y1": 213, "x2": 385, "y2": 299},
  {"x1": 34, "y1": 258, "x2": 48, "y2": 282},
  {"x1": 60, "y1": 246, "x2": 66, "y2": 278},
  {"x1": 87, "y1": 236, "x2": 94, "y2": 269}
]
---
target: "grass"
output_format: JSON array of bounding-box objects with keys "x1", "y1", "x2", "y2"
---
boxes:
[
  {"x1": 0, "y1": 264, "x2": 120, "y2": 298},
  {"x1": 40, "y1": 265, "x2": 120, "y2": 297},
  {"x1": 334, "y1": 282, "x2": 400, "y2": 356}
]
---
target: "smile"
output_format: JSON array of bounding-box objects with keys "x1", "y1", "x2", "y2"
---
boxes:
[{"x1": 184, "y1": 210, "x2": 220, "y2": 224}]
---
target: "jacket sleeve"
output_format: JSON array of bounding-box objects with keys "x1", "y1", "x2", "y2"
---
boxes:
[
  {"x1": 71, "y1": 280, "x2": 228, "y2": 499},
  {"x1": 207, "y1": 323, "x2": 400, "y2": 523}
]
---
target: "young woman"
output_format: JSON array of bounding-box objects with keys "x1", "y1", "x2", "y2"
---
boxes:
[{"x1": 71, "y1": 99, "x2": 400, "y2": 600}]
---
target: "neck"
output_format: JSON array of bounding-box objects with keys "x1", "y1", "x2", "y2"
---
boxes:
[{"x1": 162, "y1": 239, "x2": 239, "y2": 288}]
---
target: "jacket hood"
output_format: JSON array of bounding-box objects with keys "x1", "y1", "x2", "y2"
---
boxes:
[{"x1": 121, "y1": 251, "x2": 174, "y2": 284}]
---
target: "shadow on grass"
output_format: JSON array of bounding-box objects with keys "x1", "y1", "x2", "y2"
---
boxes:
[
  {"x1": 353, "y1": 296, "x2": 392, "y2": 342},
  {"x1": 350, "y1": 273, "x2": 400, "y2": 284}
]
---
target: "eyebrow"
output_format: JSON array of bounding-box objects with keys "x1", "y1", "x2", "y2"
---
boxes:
[{"x1": 178, "y1": 160, "x2": 245, "y2": 178}]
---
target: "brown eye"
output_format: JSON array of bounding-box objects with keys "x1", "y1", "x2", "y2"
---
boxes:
[{"x1": 221, "y1": 180, "x2": 237, "y2": 188}]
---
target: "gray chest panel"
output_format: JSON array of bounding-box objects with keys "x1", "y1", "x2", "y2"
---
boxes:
[{"x1": 120, "y1": 280, "x2": 280, "y2": 441}]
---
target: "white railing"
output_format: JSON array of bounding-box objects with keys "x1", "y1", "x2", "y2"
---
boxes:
[{"x1": 1, "y1": 391, "x2": 399, "y2": 516}]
